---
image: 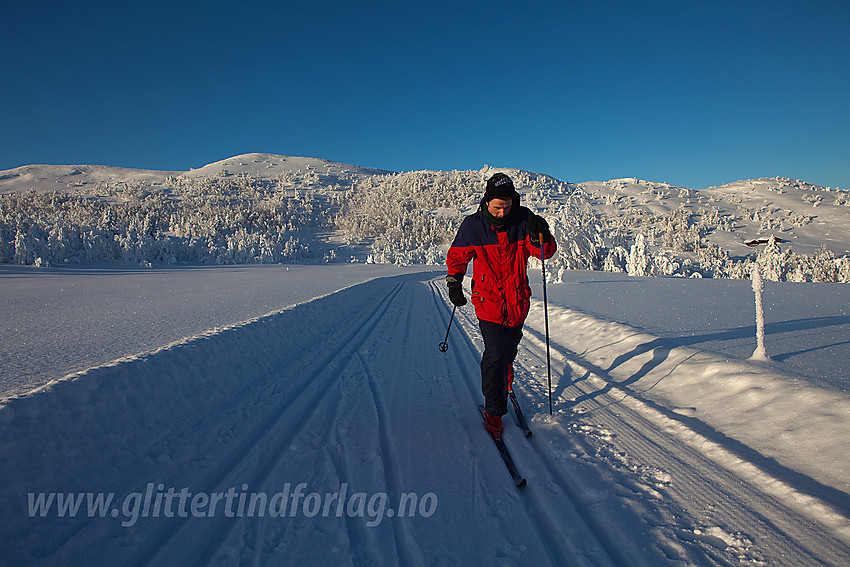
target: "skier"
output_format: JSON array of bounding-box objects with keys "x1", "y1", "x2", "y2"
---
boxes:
[{"x1": 446, "y1": 173, "x2": 557, "y2": 437}]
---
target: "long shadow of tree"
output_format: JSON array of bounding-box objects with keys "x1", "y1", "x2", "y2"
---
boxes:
[{"x1": 568, "y1": 314, "x2": 850, "y2": 406}]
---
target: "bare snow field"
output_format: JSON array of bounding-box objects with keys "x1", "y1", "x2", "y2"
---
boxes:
[
  {"x1": 1, "y1": 263, "x2": 849, "y2": 566},
  {"x1": 0, "y1": 263, "x2": 422, "y2": 401}
]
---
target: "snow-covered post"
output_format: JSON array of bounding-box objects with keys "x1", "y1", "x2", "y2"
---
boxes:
[{"x1": 750, "y1": 263, "x2": 770, "y2": 360}]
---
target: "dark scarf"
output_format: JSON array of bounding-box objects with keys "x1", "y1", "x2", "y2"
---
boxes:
[{"x1": 480, "y1": 204, "x2": 514, "y2": 227}]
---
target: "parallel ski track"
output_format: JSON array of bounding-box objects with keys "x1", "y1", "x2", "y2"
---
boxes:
[
  {"x1": 109, "y1": 274, "x2": 849, "y2": 565},
  {"x1": 427, "y1": 281, "x2": 622, "y2": 567},
  {"x1": 519, "y1": 316, "x2": 850, "y2": 566},
  {"x1": 123, "y1": 282, "x2": 407, "y2": 567},
  {"x1": 230, "y1": 281, "x2": 428, "y2": 566},
  {"x1": 357, "y1": 351, "x2": 425, "y2": 566}
]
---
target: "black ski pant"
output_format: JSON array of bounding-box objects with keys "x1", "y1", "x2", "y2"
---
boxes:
[{"x1": 479, "y1": 319, "x2": 523, "y2": 417}]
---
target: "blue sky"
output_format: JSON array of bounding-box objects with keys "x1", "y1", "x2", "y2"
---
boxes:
[{"x1": 2, "y1": 0, "x2": 848, "y2": 189}]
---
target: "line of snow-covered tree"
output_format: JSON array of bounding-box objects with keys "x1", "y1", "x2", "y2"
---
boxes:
[
  {"x1": 1, "y1": 167, "x2": 848, "y2": 282},
  {"x1": 0, "y1": 173, "x2": 336, "y2": 266},
  {"x1": 335, "y1": 168, "x2": 850, "y2": 282}
]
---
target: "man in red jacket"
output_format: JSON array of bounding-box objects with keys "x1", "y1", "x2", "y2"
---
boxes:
[{"x1": 446, "y1": 173, "x2": 557, "y2": 436}]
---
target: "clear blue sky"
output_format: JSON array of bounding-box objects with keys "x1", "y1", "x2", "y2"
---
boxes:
[{"x1": 2, "y1": 0, "x2": 848, "y2": 189}]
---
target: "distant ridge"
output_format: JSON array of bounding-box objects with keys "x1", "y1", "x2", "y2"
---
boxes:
[{"x1": 0, "y1": 153, "x2": 393, "y2": 194}]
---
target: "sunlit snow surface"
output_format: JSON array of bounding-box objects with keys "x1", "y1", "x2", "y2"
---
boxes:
[{"x1": 1, "y1": 263, "x2": 849, "y2": 566}]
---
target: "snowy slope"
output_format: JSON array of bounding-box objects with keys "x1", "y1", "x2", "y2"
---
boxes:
[
  {"x1": 180, "y1": 153, "x2": 392, "y2": 181},
  {"x1": 1, "y1": 265, "x2": 849, "y2": 566},
  {"x1": 0, "y1": 163, "x2": 181, "y2": 193},
  {"x1": 578, "y1": 176, "x2": 850, "y2": 257},
  {"x1": 0, "y1": 153, "x2": 390, "y2": 194}
]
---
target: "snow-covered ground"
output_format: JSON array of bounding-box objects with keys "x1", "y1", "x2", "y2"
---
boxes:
[
  {"x1": 0, "y1": 263, "x2": 421, "y2": 401},
  {"x1": 1, "y1": 263, "x2": 849, "y2": 566}
]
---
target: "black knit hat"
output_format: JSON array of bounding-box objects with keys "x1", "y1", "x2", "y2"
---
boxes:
[{"x1": 483, "y1": 173, "x2": 518, "y2": 203}]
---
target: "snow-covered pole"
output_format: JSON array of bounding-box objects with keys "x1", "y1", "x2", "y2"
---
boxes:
[
  {"x1": 745, "y1": 237, "x2": 774, "y2": 361},
  {"x1": 539, "y1": 233, "x2": 553, "y2": 415},
  {"x1": 750, "y1": 263, "x2": 770, "y2": 360}
]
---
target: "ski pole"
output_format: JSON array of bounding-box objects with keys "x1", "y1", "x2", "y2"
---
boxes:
[
  {"x1": 439, "y1": 305, "x2": 457, "y2": 352},
  {"x1": 539, "y1": 233, "x2": 553, "y2": 415}
]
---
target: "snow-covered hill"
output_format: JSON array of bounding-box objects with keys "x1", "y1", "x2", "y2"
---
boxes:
[
  {"x1": 0, "y1": 163, "x2": 181, "y2": 192},
  {"x1": 179, "y1": 153, "x2": 392, "y2": 181},
  {"x1": 577, "y1": 176, "x2": 850, "y2": 264},
  {"x1": 0, "y1": 153, "x2": 390, "y2": 193},
  {"x1": 1, "y1": 153, "x2": 848, "y2": 281}
]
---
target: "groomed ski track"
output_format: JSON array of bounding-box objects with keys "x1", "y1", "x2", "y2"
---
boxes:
[{"x1": 1, "y1": 271, "x2": 849, "y2": 566}]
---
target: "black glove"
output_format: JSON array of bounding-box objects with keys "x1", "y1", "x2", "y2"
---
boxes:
[
  {"x1": 527, "y1": 214, "x2": 552, "y2": 245},
  {"x1": 446, "y1": 276, "x2": 467, "y2": 307}
]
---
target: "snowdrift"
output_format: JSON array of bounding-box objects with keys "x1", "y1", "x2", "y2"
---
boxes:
[{"x1": 526, "y1": 301, "x2": 850, "y2": 501}]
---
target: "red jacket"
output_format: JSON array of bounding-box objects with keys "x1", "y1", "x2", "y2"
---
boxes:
[{"x1": 447, "y1": 205, "x2": 557, "y2": 327}]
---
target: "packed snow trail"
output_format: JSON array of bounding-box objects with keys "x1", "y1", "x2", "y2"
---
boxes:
[
  {"x1": 0, "y1": 272, "x2": 613, "y2": 566},
  {"x1": 1, "y1": 272, "x2": 849, "y2": 565}
]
